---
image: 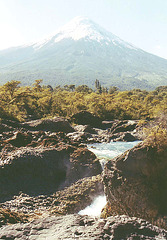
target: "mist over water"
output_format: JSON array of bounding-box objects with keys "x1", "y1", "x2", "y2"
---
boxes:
[{"x1": 78, "y1": 141, "x2": 141, "y2": 217}]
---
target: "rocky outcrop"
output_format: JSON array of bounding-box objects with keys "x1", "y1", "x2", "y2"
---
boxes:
[
  {"x1": 0, "y1": 130, "x2": 74, "y2": 150},
  {"x1": 0, "y1": 119, "x2": 22, "y2": 133},
  {"x1": 0, "y1": 116, "x2": 150, "y2": 239},
  {"x1": 110, "y1": 120, "x2": 138, "y2": 134},
  {"x1": 70, "y1": 111, "x2": 102, "y2": 127},
  {"x1": 67, "y1": 120, "x2": 143, "y2": 144},
  {"x1": 4, "y1": 131, "x2": 32, "y2": 147},
  {"x1": 0, "y1": 175, "x2": 103, "y2": 216},
  {"x1": 0, "y1": 145, "x2": 101, "y2": 201},
  {"x1": 22, "y1": 117, "x2": 75, "y2": 133},
  {"x1": 0, "y1": 214, "x2": 166, "y2": 239},
  {"x1": 74, "y1": 124, "x2": 97, "y2": 134},
  {"x1": 103, "y1": 141, "x2": 167, "y2": 229}
]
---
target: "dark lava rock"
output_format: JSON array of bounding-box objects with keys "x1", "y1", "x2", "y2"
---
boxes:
[
  {"x1": 103, "y1": 141, "x2": 167, "y2": 229},
  {"x1": 74, "y1": 124, "x2": 97, "y2": 134},
  {"x1": 0, "y1": 123, "x2": 14, "y2": 133},
  {"x1": 112, "y1": 132, "x2": 138, "y2": 142},
  {"x1": 22, "y1": 117, "x2": 75, "y2": 133},
  {"x1": 0, "y1": 175, "x2": 103, "y2": 217},
  {"x1": 111, "y1": 120, "x2": 138, "y2": 134},
  {"x1": 0, "y1": 119, "x2": 22, "y2": 131},
  {"x1": 70, "y1": 111, "x2": 102, "y2": 127},
  {"x1": 67, "y1": 131, "x2": 93, "y2": 143},
  {"x1": 101, "y1": 120, "x2": 115, "y2": 129},
  {"x1": 0, "y1": 146, "x2": 101, "y2": 200},
  {"x1": 0, "y1": 214, "x2": 166, "y2": 239},
  {"x1": 4, "y1": 131, "x2": 32, "y2": 147}
]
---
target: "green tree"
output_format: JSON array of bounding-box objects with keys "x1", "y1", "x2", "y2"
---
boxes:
[{"x1": 75, "y1": 85, "x2": 92, "y2": 93}]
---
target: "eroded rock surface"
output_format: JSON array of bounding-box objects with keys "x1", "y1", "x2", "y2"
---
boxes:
[
  {"x1": 103, "y1": 141, "x2": 167, "y2": 229},
  {"x1": 22, "y1": 117, "x2": 75, "y2": 133},
  {"x1": 0, "y1": 175, "x2": 103, "y2": 217},
  {"x1": 0, "y1": 145, "x2": 101, "y2": 201},
  {"x1": 0, "y1": 214, "x2": 166, "y2": 240},
  {"x1": 67, "y1": 119, "x2": 143, "y2": 144}
]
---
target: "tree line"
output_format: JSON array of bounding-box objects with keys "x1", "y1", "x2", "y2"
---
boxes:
[{"x1": 0, "y1": 80, "x2": 166, "y2": 122}]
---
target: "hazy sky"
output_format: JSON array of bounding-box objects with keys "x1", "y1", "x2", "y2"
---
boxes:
[{"x1": 0, "y1": 0, "x2": 167, "y2": 59}]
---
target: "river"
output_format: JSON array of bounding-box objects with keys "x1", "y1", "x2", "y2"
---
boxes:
[{"x1": 78, "y1": 141, "x2": 141, "y2": 217}]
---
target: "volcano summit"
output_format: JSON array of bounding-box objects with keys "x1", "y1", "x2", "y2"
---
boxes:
[{"x1": 0, "y1": 16, "x2": 167, "y2": 89}]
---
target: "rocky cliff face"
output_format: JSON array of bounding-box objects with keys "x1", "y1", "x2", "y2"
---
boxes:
[{"x1": 103, "y1": 142, "x2": 167, "y2": 229}]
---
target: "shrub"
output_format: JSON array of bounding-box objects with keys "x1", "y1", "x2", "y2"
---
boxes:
[{"x1": 143, "y1": 114, "x2": 167, "y2": 151}]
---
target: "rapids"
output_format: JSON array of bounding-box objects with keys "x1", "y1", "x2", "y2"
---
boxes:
[{"x1": 78, "y1": 141, "x2": 141, "y2": 216}]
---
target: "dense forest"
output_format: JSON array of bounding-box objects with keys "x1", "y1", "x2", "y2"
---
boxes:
[{"x1": 0, "y1": 79, "x2": 167, "y2": 122}]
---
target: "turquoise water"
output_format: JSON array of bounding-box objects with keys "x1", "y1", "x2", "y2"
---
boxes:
[{"x1": 88, "y1": 141, "x2": 141, "y2": 159}]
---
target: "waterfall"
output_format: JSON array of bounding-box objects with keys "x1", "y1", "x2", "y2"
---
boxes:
[
  {"x1": 78, "y1": 141, "x2": 141, "y2": 217},
  {"x1": 78, "y1": 195, "x2": 107, "y2": 217}
]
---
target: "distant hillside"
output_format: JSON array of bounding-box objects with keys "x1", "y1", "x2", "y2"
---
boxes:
[{"x1": 0, "y1": 16, "x2": 167, "y2": 90}]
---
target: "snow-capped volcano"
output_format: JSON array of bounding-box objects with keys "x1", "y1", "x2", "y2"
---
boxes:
[
  {"x1": 34, "y1": 16, "x2": 137, "y2": 50},
  {"x1": 0, "y1": 16, "x2": 167, "y2": 89},
  {"x1": 54, "y1": 16, "x2": 106, "y2": 42}
]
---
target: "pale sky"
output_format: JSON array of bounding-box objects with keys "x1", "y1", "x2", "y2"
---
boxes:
[{"x1": 0, "y1": 0, "x2": 167, "y2": 59}]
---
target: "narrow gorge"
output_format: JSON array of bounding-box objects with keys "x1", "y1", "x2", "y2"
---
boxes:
[{"x1": 0, "y1": 114, "x2": 167, "y2": 239}]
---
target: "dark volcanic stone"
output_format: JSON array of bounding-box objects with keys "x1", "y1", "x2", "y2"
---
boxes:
[
  {"x1": 114, "y1": 132, "x2": 138, "y2": 142},
  {"x1": 0, "y1": 175, "x2": 103, "y2": 217},
  {"x1": 70, "y1": 111, "x2": 102, "y2": 127},
  {"x1": 103, "y1": 141, "x2": 167, "y2": 229},
  {"x1": 0, "y1": 146, "x2": 101, "y2": 200},
  {"x1": 5, "y1": 131, "x2": 32, "y2": 147},
  {"x1": 22, "y1": 117, "x2": 75, "y2": 133}
]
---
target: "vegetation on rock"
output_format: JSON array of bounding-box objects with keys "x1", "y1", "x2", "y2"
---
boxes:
[{"x1": 143, "y1": 114, "x2": 167, "y2": 151}]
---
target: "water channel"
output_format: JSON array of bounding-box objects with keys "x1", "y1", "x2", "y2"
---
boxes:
[{"x1": 78, "y1": 141, "x2": 141, "y2": 217}]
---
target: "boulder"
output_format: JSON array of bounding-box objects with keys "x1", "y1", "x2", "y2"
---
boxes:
[
  {"x1": 0, "y1": 119, "x2": 22, "y2": 130},
  {"x1": 103, "y1": 142, "x2": 167, "y2": 229},
  {"x1": 22, "y1": 117, "x2": 75, "y2": 133},
  {"x1": 0, "y1": 146, "x2": 101, "y2": 200},
  {"x1": 67, "y1": 131, "x2": 93, "y2": 143},
  {"x1": 101, "y1": 120, "x2": 115, "y2": 129},
  {"x1": 4, "y1": 131, "x2": 32, "y2": 147},
  {"x1": 70, "y1": 111, "x2": 102, "y2": 127},
  {"x1": 112, "y1": 132, "x2": 138, "y2": 142},
  {"x1": 0, "y1": 214, "x2": 166, "y2": 239},
  {"x1": 111, "y1": 120, "x2": 138, "y2": 134},
  {"x1": 74, "y1": 124, "x2": 97, "y2": 134}
]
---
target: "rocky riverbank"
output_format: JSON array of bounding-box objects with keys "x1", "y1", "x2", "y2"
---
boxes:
[{"x1": 0, "y1": 114, "x2": 166, "y2": 239}]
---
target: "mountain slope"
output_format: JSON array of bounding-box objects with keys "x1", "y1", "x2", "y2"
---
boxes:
[{"x1": 0, "y1": 16, "x2": 167, "y2": 89}]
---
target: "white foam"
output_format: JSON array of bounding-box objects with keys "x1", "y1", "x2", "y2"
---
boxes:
[{"x1": 78, "y1": 195, "x2": 107, "y2": 217}]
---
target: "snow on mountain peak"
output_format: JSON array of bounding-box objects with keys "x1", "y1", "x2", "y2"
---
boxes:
[
  {"x1": 33, "y1": 16, "x2": 138, "y2": 51},
  {"x1": 53, "y1": 16, "x2": 111, "y2": 43}
]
